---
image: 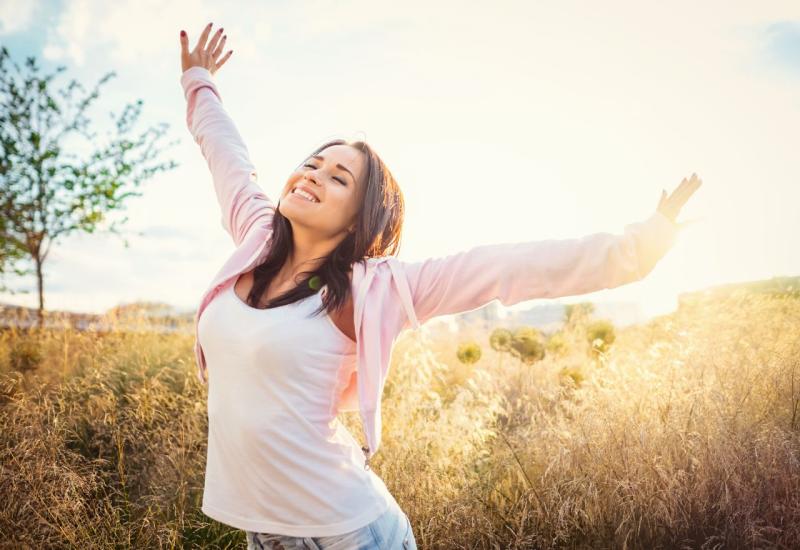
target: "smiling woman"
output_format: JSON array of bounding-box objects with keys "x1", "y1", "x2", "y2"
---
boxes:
[
  {"x1": 179, "y1": 21, "x2": 418, "y2": 546},
  {"x1": 246, "y1": 138, "x2": 406, "y2": 317},
  {"x1": 178, "y1": 17, "x2": 700, "y2": 550}
]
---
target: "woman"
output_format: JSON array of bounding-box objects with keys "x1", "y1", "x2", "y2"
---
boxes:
[{"x1": 178, "y1": 23, "x2": 701, "y2": 550}]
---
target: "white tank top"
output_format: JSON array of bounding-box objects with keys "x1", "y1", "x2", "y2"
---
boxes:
[{"x1": 197, "y1": 279, "x2": 395, "y2": 537}]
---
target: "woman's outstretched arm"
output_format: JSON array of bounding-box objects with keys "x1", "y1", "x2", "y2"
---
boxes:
[
  {"x1": 398, "y1": 175, "x2": 703, "y2": 328},
  {"x1": 179, "y1": 23, "x2": 275, "y2": 247}
]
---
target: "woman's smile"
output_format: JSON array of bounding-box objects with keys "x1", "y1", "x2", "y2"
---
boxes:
[{"x1": 288, "y1": 190, "x2": 319, "y2": 204}]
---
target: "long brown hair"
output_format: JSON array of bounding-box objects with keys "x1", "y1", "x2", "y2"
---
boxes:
[{"x1": 244, "y1": 139, "x2": 405, "y2": 317}]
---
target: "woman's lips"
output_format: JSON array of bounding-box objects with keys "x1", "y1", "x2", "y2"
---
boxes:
[{"x1": 288, "y1": 192, "x2": 318, "y2": 204}]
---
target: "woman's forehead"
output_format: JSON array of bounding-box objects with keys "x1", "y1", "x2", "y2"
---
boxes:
[
  {"x1": 310, "y1": 146, "x2": 365, "y2": 181},
  {"x1": 315, "y1": 144, "x2": 360, "y2": 163}
]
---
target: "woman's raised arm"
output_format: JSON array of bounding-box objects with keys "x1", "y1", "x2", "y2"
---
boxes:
[
  {"x1": 179, "y1": 23, "x2": 275, "y2": 247},
  {"x1": 398, "y1": 175, "x2": 702, "y2": 328}
]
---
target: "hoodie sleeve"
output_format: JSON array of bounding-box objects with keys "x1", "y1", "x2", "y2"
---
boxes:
[
  {"x1": 180, "y1": 66, "x2": 275, "y2": 247},
  {"x1": 398, "y1": 210, "x2": 679, "y2": 327}
]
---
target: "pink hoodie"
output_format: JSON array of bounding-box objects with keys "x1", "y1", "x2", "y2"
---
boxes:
[{"x1": 180, "y1": 66, "x2": 679, "y2": 469}]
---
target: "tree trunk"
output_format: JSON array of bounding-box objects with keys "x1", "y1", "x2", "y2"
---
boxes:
[{"x1": 36, "y1": 257, "x2": 44, "y2": 330}]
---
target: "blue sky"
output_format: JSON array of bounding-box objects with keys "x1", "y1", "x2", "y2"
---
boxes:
[{"x1": 1, "y1": 0, "x2": 798, "y2": 321}]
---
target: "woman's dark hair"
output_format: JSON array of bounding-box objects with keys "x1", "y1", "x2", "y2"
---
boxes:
[{"x1": 244, "y1": 138, "x2": 405, "y2": 318}]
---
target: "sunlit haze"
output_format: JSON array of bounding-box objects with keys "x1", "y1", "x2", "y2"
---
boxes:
[{"x1": 1, "y1": 0, "x2": 798, "y2": 322}]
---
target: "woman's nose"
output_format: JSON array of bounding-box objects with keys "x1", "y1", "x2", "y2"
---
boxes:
[{"x1": 304, "y1": 173, "x2": 323, "y2": 186}]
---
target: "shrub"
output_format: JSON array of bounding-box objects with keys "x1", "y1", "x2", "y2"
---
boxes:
[
  {"x1": 586, "y1": 319, "x2": 616, "y2": 355},
  {"x1": 559, "y1": 366, "x2": 585, "y2": 387},
  {"x1": 510, "y1": 326, "x2": 545, "y2": 365},
  {"x1": 9, "y1": 335, "x2": 43, "y2": 373},
  {"x1": 545, "y1": 331, "x2": 569, "y2": 357}
]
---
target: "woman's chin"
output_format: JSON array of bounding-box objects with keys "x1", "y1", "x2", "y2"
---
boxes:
[{"x1": 278, "y1": 205, "x2": 316, "y2": 227}]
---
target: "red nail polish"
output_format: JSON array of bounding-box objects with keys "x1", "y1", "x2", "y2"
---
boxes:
[{"x1": 180, "y1": 30, "x2": 186, "y2": 37}]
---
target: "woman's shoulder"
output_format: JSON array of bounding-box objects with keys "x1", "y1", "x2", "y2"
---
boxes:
[{"x1": 350, "y1": 256, "x2": 395, "y2": 294}]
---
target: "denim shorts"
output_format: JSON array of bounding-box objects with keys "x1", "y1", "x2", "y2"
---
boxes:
[{"x1": 245, "y1": 499, "x2": 418, "y2": 549}]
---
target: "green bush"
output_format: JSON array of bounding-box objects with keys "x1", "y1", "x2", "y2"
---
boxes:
[
  {"x1": 586, "y1": 319, "x2": 616, "y2": 355},
  {"x1": 9, "y1": 336, "x2": 43, "y2": 373},
  {"x1": 559, "y1": 366, "x2": 585, "y2": 387},
  {"x1": 510, "y1": 326, "x2": 545, "y2": 365},
  {"x1": 546, "y1": 331, "x2": 569, "y2": 357}
]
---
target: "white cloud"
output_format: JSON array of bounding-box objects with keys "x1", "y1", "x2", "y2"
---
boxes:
[
  {"x1": 0, "y1": 0, "x2": 40, "y2": 34},
  {"x1": 41, "y1": 0, "x2": 92, "y2": 65}
]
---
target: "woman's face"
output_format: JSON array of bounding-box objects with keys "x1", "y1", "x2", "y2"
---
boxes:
[{"x1": 278, "y1": 144, "x2": 367, "y2": 239}]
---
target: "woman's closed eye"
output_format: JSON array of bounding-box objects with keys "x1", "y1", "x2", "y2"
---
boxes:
[{"x1": 303, "y1": 164, "x2": 346, "y2": 185}]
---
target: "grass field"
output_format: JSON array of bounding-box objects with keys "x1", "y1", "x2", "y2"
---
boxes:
[{"x1": 1, "y1": 284, "x2": 799, "y2": 549}]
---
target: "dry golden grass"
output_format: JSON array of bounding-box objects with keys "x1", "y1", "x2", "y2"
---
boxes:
[{"x1": 1, "y1": 291, "x2": 799, "y2": 549}]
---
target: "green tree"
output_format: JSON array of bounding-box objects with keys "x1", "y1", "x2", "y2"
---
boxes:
[{"x1": 0, "y1": 47, "x2": 179, "y2": 327}]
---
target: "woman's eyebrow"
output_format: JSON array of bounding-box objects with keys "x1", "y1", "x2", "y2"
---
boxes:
[{"x1": 311, "y1": 154, "x2": 356, "y2": 183}]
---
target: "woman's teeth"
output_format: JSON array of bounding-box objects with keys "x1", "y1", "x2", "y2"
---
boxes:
[{"x1": 293, "y1": 189, "x2": 318, "y2": 202}]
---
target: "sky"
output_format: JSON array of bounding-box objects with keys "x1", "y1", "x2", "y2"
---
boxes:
[{"x1": 0, "y1": 0, "x2": 798, "y2": 322}]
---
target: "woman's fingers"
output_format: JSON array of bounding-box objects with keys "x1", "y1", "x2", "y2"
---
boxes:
[
  {"x1": 180, "y1": 22, "x2": 232, "y2": 74},
  {"x1": 674, "y1": 173, "x2": 702, "y2": 208},
  {"x1": 212, "y1": 34, "x2": 227, "y2": 60},
  {"x1": 196, "y1": 22, "x2": 213, "y2": 53},
  {"x1": 688, "y1": 174, "x2": 703, "y2": 197},
  {"x1": 656, "y1": 189, "x2": 667, "y2": 210},
  {"x1": 180, "y1": 30, "x2": 189, "y2": 55},
  {"x1": 657, "y1": 173, "x2": 703, "y2": 224},
  {"x1": 207, "y1": 27, "x2": 224, "y2": 55},
  {"x1": 216, "y1": 50, "x2": 233, "y2": 71}
]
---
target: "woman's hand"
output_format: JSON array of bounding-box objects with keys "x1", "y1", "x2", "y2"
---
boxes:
[
  {"x1": 180, "y1": 22, "x2": 233, "y2": 75},
  {"x1": 657, "y1": 173, "x2": 703, "y2": 227}
]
